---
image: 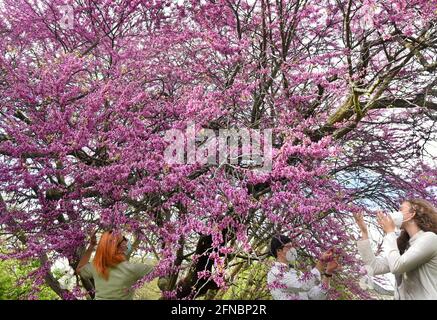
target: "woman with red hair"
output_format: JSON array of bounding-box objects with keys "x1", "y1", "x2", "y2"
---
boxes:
[{"x1": 76, "y1": 230, "x2": 158, "y2": 300}]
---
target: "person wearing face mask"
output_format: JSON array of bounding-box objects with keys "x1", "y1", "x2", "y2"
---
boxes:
[
  {"x1": 76, "y1": 230, "x2": 163, "y2": 300},
  {"x1": 267, "y1": 234, "x2": 340, "y2": 300},
  {"x1": 354, "y1": 199, "x2": 437, "y2": 299}
]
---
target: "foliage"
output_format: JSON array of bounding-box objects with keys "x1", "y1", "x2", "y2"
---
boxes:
[{"x1": 0, "y1": 258, "x2": 59, "y2": 300}]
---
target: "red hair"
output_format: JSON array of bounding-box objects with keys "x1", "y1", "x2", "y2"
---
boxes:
[{"x1": 93, "y1": 231, "x2": 126, "y2": 280}]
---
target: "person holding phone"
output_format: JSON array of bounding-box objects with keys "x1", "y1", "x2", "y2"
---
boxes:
[
  {"x1": 353, "y1": 199, "x2": 437, "y2": 299},
  {"x1": 267, "y1": 234, "x2": 340, "y2": 300},
  {"x1": 76, "y1": 229, "x2": 164, "y2": 300}
]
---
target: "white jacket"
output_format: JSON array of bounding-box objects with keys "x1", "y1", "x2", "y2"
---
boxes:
[
  {"x1": 357, "y1": 230, "x2": 437, "y2": 299},
  {"x1": 267, "y1": 262, "x2": 327, "y2": 300}
]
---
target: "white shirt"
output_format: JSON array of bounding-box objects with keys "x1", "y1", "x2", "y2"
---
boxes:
[
  {"x1": 357, "y1": 230, "x2": 437, "y2": 300},
  {"x1": 267, "y1": 262, "x2": 328, "y2": 300}
]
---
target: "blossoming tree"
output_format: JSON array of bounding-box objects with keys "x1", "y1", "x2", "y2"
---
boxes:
[{"x1": 0, "y1": 0, "x2": 436, "y2": 299}]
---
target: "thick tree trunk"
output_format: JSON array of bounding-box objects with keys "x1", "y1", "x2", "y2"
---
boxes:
[{"x1": 175, "y1": 234, "x2": 220, "y2": 299}]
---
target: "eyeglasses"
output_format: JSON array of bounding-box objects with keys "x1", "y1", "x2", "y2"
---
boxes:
[{"x1": 117, "y1": 236, "x2": 127, "y2": 246}]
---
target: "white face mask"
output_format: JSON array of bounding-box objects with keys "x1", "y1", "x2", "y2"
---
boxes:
[
  {"x1": 389, "y1": 211, "x2": 404, "y2": 229},
  {"x1": 285, "y1": 247, "x2": 298, "y2": 264}
]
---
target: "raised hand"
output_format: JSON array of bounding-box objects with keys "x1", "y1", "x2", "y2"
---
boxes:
[
  {"x1": 326, "y1": 259, "x2": 341, "y2": 274},
  {"x1": 89, "y1": 228, "x2": 98, "y2": 247},
  {"x1": 376, "y1": 211, "x2": 395, "y2": 234},
  {"x1": 353, "y1": 212, "x2": 369, "y2": 239},
  {"x1": 320, "y1": 248, "x2": 334, "y2": 262}
]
